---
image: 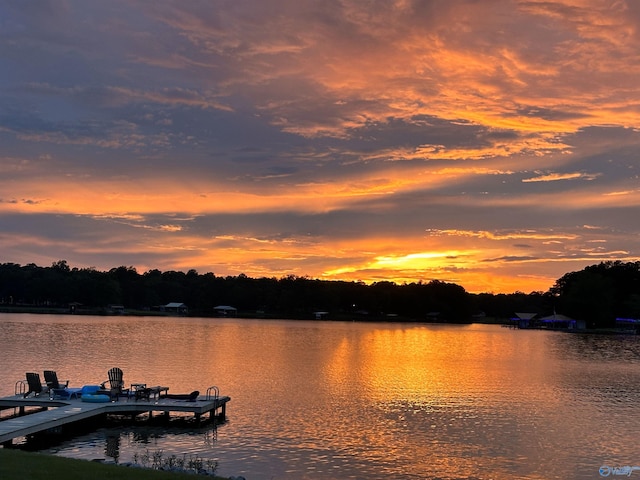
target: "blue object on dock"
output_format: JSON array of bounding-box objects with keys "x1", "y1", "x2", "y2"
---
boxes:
[
  {"x1": 79, "y1": 385, "x2": 107, "y2": 402},
  {"x1": 80, "y1": 385, "x2": 100, "y2": 396},
  {"x1": 81, "y1": 394, "x2": 110, "y2": 403}
]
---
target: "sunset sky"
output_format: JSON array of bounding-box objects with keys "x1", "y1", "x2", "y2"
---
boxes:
[{"x1": 1, "y1": 0, "x2": 639, "y2": 294}]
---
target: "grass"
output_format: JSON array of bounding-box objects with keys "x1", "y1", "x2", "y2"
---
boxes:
[{"x1": 0, "y1": 449, "x2": 230, "y2": 480}]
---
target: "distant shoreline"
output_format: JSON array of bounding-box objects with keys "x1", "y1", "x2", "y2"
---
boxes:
[
  {"x1": 0, "y1": 304, "x2": 475, "y2": 323},
  {"x1": 2, "y1": 306, "x2": 638, "y2": 335}
]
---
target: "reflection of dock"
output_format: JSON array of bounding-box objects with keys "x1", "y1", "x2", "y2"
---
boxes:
[{"x1": 0, "y1": 391, "x2": 230, "y2": 446}]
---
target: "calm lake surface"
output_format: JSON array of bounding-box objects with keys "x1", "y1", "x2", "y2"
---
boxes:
[{"x1": 2, "y1": 313, "x2": 640, "y2": 479}]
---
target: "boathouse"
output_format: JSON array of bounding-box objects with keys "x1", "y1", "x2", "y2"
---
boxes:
[
  {"x1": 513, "y1": 312, "x2": 537, "y2": 328},
  {"x1": 163, "y1": 302, "x2": 188, "y2": 315},
  {"x1": 539, "y1": 313, "x2": 583, "y2": 330},
  {"x1": 213, "y1": 305, "x2": 237, "y2": 317}
]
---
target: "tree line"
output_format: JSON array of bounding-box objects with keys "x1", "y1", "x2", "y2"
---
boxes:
[{"x1": 0, "y1": 260, "x2": 639, "y2": 328}]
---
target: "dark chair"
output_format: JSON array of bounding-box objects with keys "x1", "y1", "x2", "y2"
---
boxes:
[
  {"x1": 161, "y1": 390, "x2": 200, "y2": 402},
  {"x1": 99, "y1": 367, "x2": 130, "y2": 400},
  {"x1": 44, "y1": 370, "x2": 77, "y2": 399},
  {"x1": 24, "y1": 372, "x2": 47, "y2": 398},
  {"x1": 44, "y1": 370, "x2": 69, "y2": 389}
]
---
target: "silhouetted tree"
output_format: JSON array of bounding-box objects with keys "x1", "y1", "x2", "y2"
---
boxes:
[
  {"x1": 1, "y1": 260, "x2": 638, "y2": 329},
  {"x1": 551, "y1": 261, "x2": 640, "y2": 328}
]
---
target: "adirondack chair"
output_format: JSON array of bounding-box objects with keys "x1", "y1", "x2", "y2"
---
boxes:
[
  {"x1": 44, "y1": 370, "x2": 82, "y2": 399},
  {"x1": 44, "y1": 370, "x2": 69, "y2": 389},
  {"x1": 99, "y1": 367, "x2": 130, "y2": 400},
  {"x1": 24, "y1": 372, "x2": 48, "y2": 398}
]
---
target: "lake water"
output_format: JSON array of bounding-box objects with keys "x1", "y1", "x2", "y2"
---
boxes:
[{"x1": 2, "y1": 314, "x2": 640, "y2": 479}]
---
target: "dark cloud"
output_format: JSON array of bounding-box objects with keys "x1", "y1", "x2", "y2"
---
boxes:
[
  {"x1": 514, "y1": 106, "x2": 587, "y2": 122},
  {"x1": 482, "y1": 256, "x2": 541, "y2": 263}
]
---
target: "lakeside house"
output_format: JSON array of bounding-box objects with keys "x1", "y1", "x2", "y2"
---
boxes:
[
  {"x1": 107, "y1": 304, "x2": 125, "y2": 315},
  {"x1": 513, "y1": 312, "x2": 537, "y2": 329},
  {"x1": 538, "y1": 313, "x2": 584, "y2": 330},
  {"x1": 213, "y1": 305, "x2": 237, "y2": 317},
  {"x1": 615, "y1": 317, "x2": 640, "y2": 333},
  {"x1": 162, "y1": 302, "x2": 188, "y2": 315},
  {"x1": 512, "y1": 312, "x2": 585, "y2": 330}
]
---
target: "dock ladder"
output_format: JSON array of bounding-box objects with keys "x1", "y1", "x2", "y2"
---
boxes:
[
  {"x1": 206, "y1": 386, "x2": 219, "y2": 402},
  {"x1": 14, "y1": 380, "x2": 26, "y2": 397}
]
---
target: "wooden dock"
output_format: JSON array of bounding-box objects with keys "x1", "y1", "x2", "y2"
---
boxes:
[{"x1": 0, "y1": 392, "x2": 230, "y2": 446}]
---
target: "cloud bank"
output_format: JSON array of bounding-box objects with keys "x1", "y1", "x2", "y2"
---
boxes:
[{"x1": 1, "y1": 0, "x2": 639, "y2": 293}]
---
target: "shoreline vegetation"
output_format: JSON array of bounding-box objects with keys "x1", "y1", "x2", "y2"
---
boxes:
[
  {"x1": 0, "y1": 302, "x2": 474, "y2": 322},
  {"x1": 0, "y1": 449, "x2": 231, "y2": 480},
  {"x1": 1, "y1": 259, "x2": 639, "y2": 328}
]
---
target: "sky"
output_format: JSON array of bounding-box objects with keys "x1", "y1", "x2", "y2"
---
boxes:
[{"x1": 1, "y1": 0, "x2": 639, "y2": 294}]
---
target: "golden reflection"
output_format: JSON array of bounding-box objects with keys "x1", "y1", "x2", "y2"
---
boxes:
[
  {"x1": 336, "y1": 325, "x2": 556, "y2": 406},
  {"x1": 323, "y1": 338, "x2": 356, "y2": 395}
]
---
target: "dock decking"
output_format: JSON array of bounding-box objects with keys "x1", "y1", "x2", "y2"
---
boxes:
[{"x1": 0, "y1": 392, "x2": 230, "y2": 446}]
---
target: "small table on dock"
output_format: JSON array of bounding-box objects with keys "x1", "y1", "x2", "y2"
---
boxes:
[{"x1": 132, "y1": 384, "x2": 169, "y2": 401}]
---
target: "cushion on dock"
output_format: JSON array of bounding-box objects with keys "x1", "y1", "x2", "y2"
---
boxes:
[
  {"x1": 81, "y1": 394, "x2": 111, "y2": 403},
  {"x1": 80, "y1": 385, "x2": 101, "y2": 396}
]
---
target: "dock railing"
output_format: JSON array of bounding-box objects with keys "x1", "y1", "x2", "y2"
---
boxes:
[
  {"x1": 206, "y1": 386, "x2": 219, "y2": 402},
  {"x1": 14, "y1": 380, "x2": 26, "y2": 397}
]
